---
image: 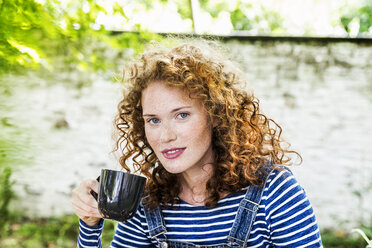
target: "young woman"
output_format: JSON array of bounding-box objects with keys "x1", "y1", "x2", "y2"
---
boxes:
[{"x1": 72, "y1": 42, "x2": 322, "y2": 248}]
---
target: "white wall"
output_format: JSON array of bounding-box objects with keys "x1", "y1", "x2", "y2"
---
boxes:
[{"x1": 4, "y1": 39, "x2": 372, "y2": 229}]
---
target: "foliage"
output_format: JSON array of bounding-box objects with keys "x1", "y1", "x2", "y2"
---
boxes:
[
  {"x1": 0, "y1": 0, "x2": 60, "y2": 73},
  {"x1": 0, "y1": 108, "x2": 25, "y2": 238},
  {"x1": 199, "y1": 0, "x2": 234, "y2": 19},
  {"x1": 0, "y1": 166, "x2": 14, "y2": 237},
  {"x1": 230, "y1": 2, "x2": 284, "y2": 34},
  {"x1": 174, "y1": 0, "x2": 286, "y2": 35},
  {"x1": 339, "y1": 0, "x2": 372, "y2": 37},
  {"x1": 174, "y1": 0, "x2": 192, "y2": 20},
  {"x1": 321, "y1": 224, "x2": 372, "y2": 248},
  {"x1": 352, "y1": 229, "x2": 372, "y2": 247},
  {"x1": 0, "y1": 0, "x2": 162, "y2": 75},
  {"x1": 0, "y1": 215, "x2": 116, "y2": 248}
]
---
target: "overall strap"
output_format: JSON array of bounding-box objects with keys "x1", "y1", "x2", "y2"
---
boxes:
[
  {"x1": 227, "y1": 167, "x2": 274, "y2": 248},
  {"x1": 141, "y1": 198, "x2": 167, "y2": 240}
]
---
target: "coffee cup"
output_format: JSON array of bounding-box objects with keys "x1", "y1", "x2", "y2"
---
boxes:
[{"x1": 91, "y1": 169, "x2": 147, "y2": 222}]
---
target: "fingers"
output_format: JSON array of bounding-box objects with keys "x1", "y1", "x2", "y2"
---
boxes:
[
  {"x1": 71, "y1": 178, "x2": 101, "y2": 220},
  {"x1": 72, "y1": 199, "x2": 101, "y2": 227},
  {"x1": 72, "y1": 198, "x2": 101, "y2": 218},
  {"x1": 74, "y1": 179, "x2": 98, "y2": 206}
]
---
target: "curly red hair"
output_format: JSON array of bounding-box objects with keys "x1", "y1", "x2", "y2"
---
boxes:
[{"x1": 114, "y1": 41, "x2": 301, "y2": 209}]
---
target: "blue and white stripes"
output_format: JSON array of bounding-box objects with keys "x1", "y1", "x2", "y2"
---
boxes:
[
  {"x1": 77, "y1": 168, "x2": 322, "y2": 247},
  {"x1": 78, "y1": 219, "x2": 103, "y2": 248}
]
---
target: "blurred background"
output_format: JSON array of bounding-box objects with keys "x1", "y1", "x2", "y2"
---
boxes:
[{"x1": 1, "y1": 0, "x2": 372, "y2": 247}]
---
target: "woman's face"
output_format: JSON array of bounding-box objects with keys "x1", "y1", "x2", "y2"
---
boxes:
[{"x1": 142, "y1": 81, "x2": 215, "y2": 174}]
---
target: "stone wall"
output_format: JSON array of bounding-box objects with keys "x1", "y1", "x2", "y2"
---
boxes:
[
  {"x1": 4, "y1": 37, "x2": 372, "y2": 229},
  {"x1": 225, "y1": 38, "x2": 372, "y2": 228}
]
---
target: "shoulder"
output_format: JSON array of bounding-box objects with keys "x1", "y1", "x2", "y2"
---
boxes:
[
  {"x1": 262, "y1": 166, "x2": 307, "y2": 211},
  {"x1": 261, "y1": 166, "x2": 317, "y2": 224},
  {"x1": 264, "y1": 166, "x2": 298, "y2": 192},
  {"x1": 259, "y1": 167, "x2": 323, "y2": 246}
]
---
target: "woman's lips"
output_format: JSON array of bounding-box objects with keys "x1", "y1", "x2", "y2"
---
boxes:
[{"x1": 161, "y1": 148, "x2": 186, "y2": 159}]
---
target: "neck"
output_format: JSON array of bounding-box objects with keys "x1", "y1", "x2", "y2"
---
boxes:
[{"x1": 178, "y1": 163, "x2": 214, "y2": 205}]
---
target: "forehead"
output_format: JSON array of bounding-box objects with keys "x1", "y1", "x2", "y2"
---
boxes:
[{"x1": 141, "y1": 81, "x2": 198, "y2": 112}]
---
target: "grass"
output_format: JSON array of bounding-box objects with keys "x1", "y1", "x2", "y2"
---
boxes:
[
  {"x1": 321, "y1": 228, "x2": 370, "y2": 248},
  {"x1": 0, "y1": 215, "x2": 116, "y2": 248},
  {"x1": 352, "y1": 229, "x2": 372, "y2": 247}
]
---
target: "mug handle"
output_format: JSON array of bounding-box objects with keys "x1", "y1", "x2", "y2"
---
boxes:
[{"x1": 90, "y1": 176, "x2": 100, "y2": 201}]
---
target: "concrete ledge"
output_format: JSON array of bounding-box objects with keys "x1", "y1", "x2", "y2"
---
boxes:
[{"x1": 111, "y1": 31, "x2": 372, "y2": 44}]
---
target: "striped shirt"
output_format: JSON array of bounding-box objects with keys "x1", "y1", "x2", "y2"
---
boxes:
[{"x1": 78, "y1": 168, "x2": 322, "y2": 247}]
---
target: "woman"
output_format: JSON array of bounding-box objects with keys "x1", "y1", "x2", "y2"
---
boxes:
[{"x1": 72, "y1": 42, "x2": 322, "y2": 247}]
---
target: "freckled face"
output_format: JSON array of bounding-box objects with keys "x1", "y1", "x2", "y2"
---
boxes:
[{"x1": 142, "y1": 81, "x2": 215, "y2": 174}]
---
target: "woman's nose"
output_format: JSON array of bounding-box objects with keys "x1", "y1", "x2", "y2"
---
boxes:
[{"x1": 159, "y1": 122, "x2": 177, "y2": 143}]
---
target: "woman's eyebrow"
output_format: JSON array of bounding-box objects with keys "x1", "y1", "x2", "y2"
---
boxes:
[{"x1": 143, "y1": 106, "x2": 192, "y2": 117}]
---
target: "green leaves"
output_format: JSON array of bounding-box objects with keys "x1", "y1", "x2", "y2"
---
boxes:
[
  {"x1": 352, "y1": 229, "x2": 372, "y2": 247},
  {"x1": 231, "y1": 7, "x2": 252, "y2": 31},
  {"x1": 0, "y1": 166, "x2": 14, "y2": 237},
  {"x1": 0, "y1": 0, "x2": 162, "y2": 76},
  {"x1": 358, "y1": 4, "x2": 372, "y2": 33},
  {"x1": 2, "y1": 0, "x2": 370, "y2": 76},
  {"x1": 230, "y1": 2, "x2": 284, "y2": 34},
  {"x1": 0, "y1": 0, "x2": 60, "y2": 73},
  {"x1": 339, "y1": 0, "x2": 372, "y2": 37}
]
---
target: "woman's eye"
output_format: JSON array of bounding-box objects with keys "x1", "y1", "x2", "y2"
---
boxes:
[
  {"x1": 177, "y1": 113, "x2": 189, "y2": 119},
  {"x1": 148, "y1": 118, "x2": 160, "y2": 124}
]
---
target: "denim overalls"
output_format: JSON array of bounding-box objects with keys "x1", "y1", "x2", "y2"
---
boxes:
[{"x1": 142, "y1": 168, "x2": 273, "y2": 248}]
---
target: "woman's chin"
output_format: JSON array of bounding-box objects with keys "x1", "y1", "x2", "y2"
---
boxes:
[
  {"x1": 163, "y1": 167, "x2": 184, "y2": 174},
  {"x1": 160, "y1": 163, "x2": 187, "y2": 174}
]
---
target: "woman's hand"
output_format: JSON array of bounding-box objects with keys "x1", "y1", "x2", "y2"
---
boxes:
[{"x1": 72, "y1": 179, "x2": 102, "y2": 227}]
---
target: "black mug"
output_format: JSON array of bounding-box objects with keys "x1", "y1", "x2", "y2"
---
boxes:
[{"x1": 91, "y1": 169, "x2": 147, "y2": 222}]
